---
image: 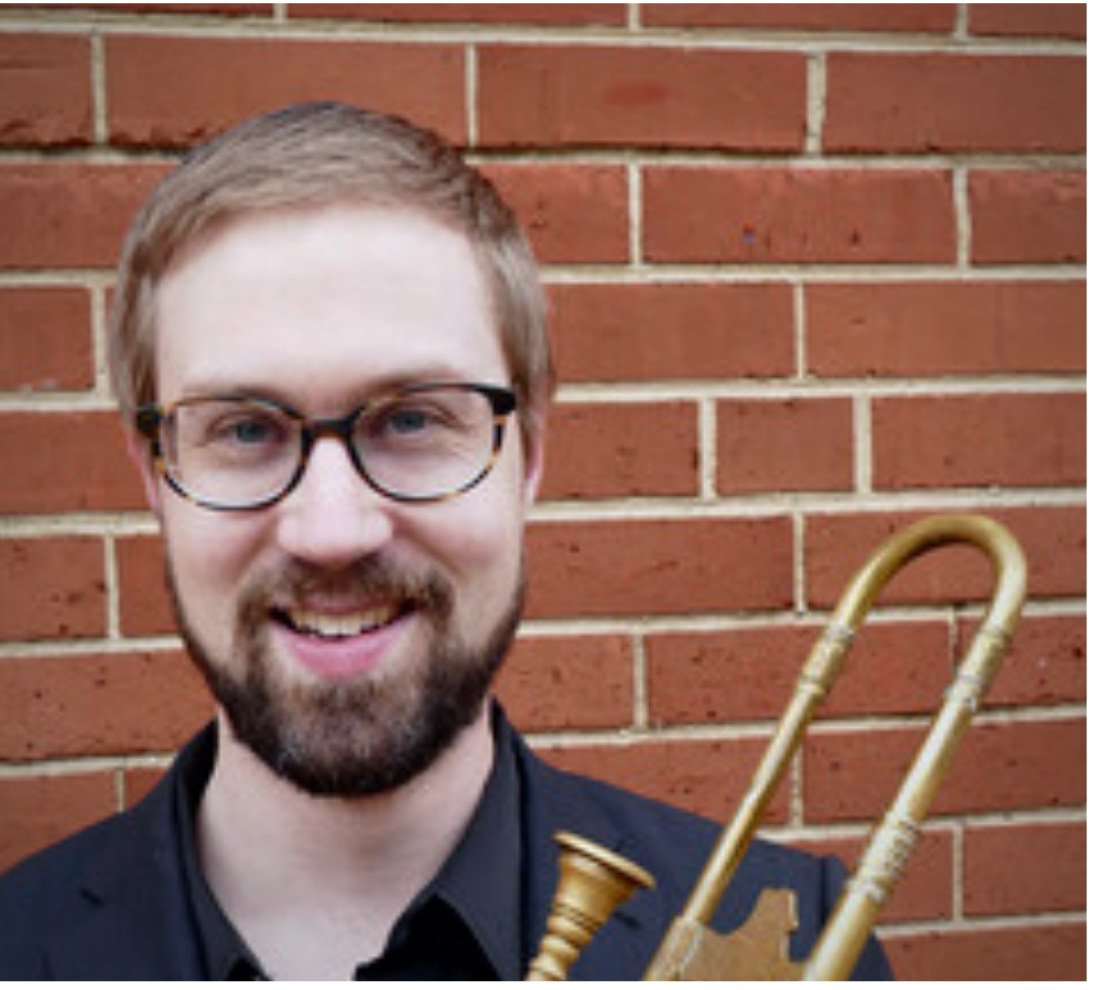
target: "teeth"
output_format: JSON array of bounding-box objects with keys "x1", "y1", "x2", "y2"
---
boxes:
[{"x1": 286, "y1": 606, "x2": 398, "y2": 639}]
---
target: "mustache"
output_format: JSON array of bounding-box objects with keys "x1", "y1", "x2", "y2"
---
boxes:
[{"x1": 238, "y1": 557, "x2": 455, "y2": 628}]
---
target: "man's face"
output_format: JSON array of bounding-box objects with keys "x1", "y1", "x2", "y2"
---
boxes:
[{"x1": 141, "y1": 206, "x2": 541, "y2": 796}]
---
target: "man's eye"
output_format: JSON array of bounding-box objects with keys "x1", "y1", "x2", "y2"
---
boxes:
[{"x1": 209, "y1": 415, "x2": 286, "y2": 448}]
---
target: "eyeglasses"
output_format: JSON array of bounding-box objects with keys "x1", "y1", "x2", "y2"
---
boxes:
[{"x1": 135, "y1": 383, "x2": 518, "y2": 511}]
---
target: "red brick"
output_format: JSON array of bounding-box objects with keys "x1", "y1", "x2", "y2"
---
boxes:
[
  {"x1": 526, "y1": 516, "x2": 793, "y2": 620},
  {"x1": 965, "y1": 821, "x2": 1085, "y2": 916},
  {"x1": 826, "y1": 53, "x2": 1084, "y2": 154},
  {"x1": 0, "y1": 34, "x2": 93, "y2": 147},
  {"x1": 105, "y1": 35, "x2": 465, "y2": 147},
  {"x1": 804, "y1": 718, "x2": 1086, "y2": 823},
  {"x1": 0, "y1": 650, "x2": 211, "y2": 761},
  {"x1": 872, "y1": 392, "x2": 1084, "y2": 490},
  {"x1": 0, "y1": 162, "x2": 166, "y2": 269},
  {"x1": 716, "y1": 397, "x2": 854, "y2": 494},
  {"x1": 884, "y1": 922, "x2": 1086, "y2": 981},
  {"x1": 800, "y1": 830, "x2": 953, "y2": 923},
  {"x1": 288, "y1": 4, "x2": 625, "y2": 26},
  {"x1": 542, "y1": 401, "x2": 699, "y2": 500},
  {"x1": 483, "y1": 164, "x2": 628, "y2": 264},
  {"x1": 805, "y1": 507, "x2": 1086, "y2": 607},
  {"x1": 0, "y1": 538, "x2": 106, "y2": 641},
  {"x1": 0, "y1": 410, "x2": 145, "y2": 514},
  {"x1": 496, "y1": 634, "x2": 634, "y2": 732},
  {"x1": 548, "y1": 283, "x2": 796, "y2": 384},
  {"x1": 642, "y1": 4, "x2": 957, "y2": 33},
  {"x1": 0, "y1": 772, "x2": 116, "y2": 872},
  {"x1": 644, "y1": 167, "x2": 955, "y2": 264},
  {"x1": 115, "y1": 534, "x2": 173, "y2": 637},
  {"x1": 970, "y1": 169, "x2": 1085, "y2": 264},
  {"x1": 540, "y1": 736, "x2": 784, "y2": 822},
  {"x1": 646, "y1": 620, "x2": 952, "y2": 726},
  {"x1": 478, "y1": 45, "x2": 806, "y2": 151},
  {"x1": 807, "y1": 281, "x2": 1086, "y2": 378},
  {"x1": 30, "y1": 4, "x2": 271, "y2": 14},
  {"x1": 0, "y1": 287, "x2": 94, "y2": 391},
  {"x1": 123, "y1": 764, "x2": 168, "y2": 807},
  {"x1": 961, "y1": 613, "x2": 1086, "y2": 710},
  {"x1": 969, "y1": 4, "x2": 1087, "y2": 40}
]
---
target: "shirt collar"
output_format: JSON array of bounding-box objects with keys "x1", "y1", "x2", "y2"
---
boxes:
[{"x1": 171, "y1": 713, "x2": 524, "y2": 980}]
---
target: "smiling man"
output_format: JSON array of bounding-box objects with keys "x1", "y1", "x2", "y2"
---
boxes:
[{"x1": 0, "y1": 103, "x2": 891, "y2": 981}]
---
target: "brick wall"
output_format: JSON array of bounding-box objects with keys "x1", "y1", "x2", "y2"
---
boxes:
[{"x1": 0, "y1": 3, "x2": 1085, "y2": 979}]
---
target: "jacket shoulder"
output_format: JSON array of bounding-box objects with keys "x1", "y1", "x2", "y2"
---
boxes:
[{"x1": 0, "y1": 812, "x2": 135, "y2": 977}]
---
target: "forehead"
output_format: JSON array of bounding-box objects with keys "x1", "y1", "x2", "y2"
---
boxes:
[{"x1": 153, "y1": 206, "x2": 506, "y2": 404}]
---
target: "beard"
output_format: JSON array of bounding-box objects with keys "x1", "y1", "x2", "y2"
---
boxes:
[{"x1": 169, "y1": 556, "x2": 523, "y2": 799}]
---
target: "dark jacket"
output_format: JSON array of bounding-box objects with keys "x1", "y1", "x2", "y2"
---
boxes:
[{"x1": 0, "y1": 721, "x2": 892, "y2": 979}]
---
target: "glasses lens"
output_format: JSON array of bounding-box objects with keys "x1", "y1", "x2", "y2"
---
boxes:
[
  {"x1": 355, "y1": 386, "x2": 501, "y2": 500},
  {"x1": 165, "y1": 398, "x2": 300, "y2": 508}
]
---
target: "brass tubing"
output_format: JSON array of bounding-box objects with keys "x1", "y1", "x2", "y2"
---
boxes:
[
  {"x1": 644, "y1": 514, "x2": 1026, "y2": 980},
  {"x1": 526, "y1": 514, "x2": 1027, "y2": 981}
]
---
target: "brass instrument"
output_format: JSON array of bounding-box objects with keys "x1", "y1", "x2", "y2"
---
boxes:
[{"x1": 526, "y1": 514, "x2": 1027, "y2": 981}]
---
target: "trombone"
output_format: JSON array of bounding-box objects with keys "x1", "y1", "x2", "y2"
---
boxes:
[{"x1": 527, "y1": 513, "x2": 1027, "y2": 980}]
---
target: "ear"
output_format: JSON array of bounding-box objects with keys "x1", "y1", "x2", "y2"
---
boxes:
[
  {"x1": 520, "y1": 420, "x2": 546, "y2": 511},
  {"x1": 124, "y1": 425, "x2": 163, "y2": 517}
]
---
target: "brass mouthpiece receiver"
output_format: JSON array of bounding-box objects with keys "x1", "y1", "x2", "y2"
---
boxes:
[{"x1": 526, "y1": 832, "x2": 655, "y2": 981}]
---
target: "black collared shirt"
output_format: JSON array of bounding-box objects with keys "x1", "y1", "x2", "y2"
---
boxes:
[{"x1": 173, "y1": 714, "x2": 525, "y2": 980}]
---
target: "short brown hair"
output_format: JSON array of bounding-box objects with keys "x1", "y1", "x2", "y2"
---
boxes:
[{"x1": 109, "y1": 101, "x2": 553, "y2": 441}]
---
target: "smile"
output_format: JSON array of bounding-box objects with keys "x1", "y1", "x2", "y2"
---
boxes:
[{"x1": 281, "y1": 604, "x2": 404, "y2": 640}]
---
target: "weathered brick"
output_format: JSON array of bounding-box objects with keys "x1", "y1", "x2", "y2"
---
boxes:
[
  {"x1": 644, "y1": 167, "x2": 955, "y2": 264},
  {"x1": 542, "y1": 401, "x2": 699, "y2": 500},
  {"x1": 0, "y1": 410, "x2": 145, "y2": 514},
  {"x1": 539, "y1": 736, "x2": 784, "y2": 822},
  {"x1": 105, "y1": 35, "x2": 466, "y2": 147},
  {"x1": 479, "y1": 45, "x2": 806, "y2": 151},
  {"x1": 548, "y1": 282, "x2": 796, "y2": 384},
  {"x1": 0, "y1": 287, "x2": 95, "y2": 392},
  {"x1": 496, "y1": 634, "x2": 634, "y2": 732},
  {"x1": 970, "y1": 169, "x2": 1085, "y2": 264},
  {"x1": 642, "y1": 4, "x2": 957, "y2": 33},
  {"x1": 807, "y1": 281, "x2": 1086, "y2": 377},
  {"x1": 0, "y1": 34, "x2": 93, "y2": 147},
  {"x1": 968, "y1": 4, "x2": 1087, "y2": 39},
  {"x1": 115, "y1": 534, "x2": 174, "y2": 637},
  {"x1": 527, "y1": 516, "x2": 794, "y2": 620},
  {"x1": 0, "y1": 162, "x2": 166, "y2": 269},
  {"x1": 0, "y1": 650, "x2": 210, "y2": 761},
  {"x1": 964, "y1": 821, "x2": 1086, "y2": 916},
  {"x1": 872, "y1": 392, "x2": 1084, "y2": 491},
  {"x1": 826, "y1": 53, "x2": 1085, "y2": 153},
  {"x1": 289, "y1": 4, "x2": 626, "y2": 26},
  {"x1": 0, "y1": 538, "x2": 106, "y2": 641},
  {"x1": 884, "y1": 922, "x2": 1086, "y2": 981},
  {"x1": 483, "y1": 163, "x2": 629, "y2": 264},
  {"x1": 716, "y1": 397, "x2": 854, "y2": 494}
]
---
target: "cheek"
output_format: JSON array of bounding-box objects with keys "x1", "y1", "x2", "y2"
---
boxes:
[{"x1": 161, "y1": 505, "x2": 265, "y2": 621}]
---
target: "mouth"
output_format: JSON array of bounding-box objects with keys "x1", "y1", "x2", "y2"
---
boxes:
[{"x1": 277, "y1": 604, "x2": 405, "y2": 641}]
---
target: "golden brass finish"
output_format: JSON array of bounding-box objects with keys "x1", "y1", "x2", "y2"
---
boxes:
[
  {"x1": 525, "y1": 514, "x2": 1027, "y2": 981},
  {"x1": 526, "y1": 832, "x2": 655, "y2": 980}
]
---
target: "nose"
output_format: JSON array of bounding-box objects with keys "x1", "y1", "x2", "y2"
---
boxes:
[{"x1": 274, "y1": 436, "x2": 395, "y2": 569}]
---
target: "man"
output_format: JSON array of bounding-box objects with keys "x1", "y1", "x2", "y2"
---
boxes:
[{"x1": 0, "y1": 103, "x2": 892, "y2": 980}]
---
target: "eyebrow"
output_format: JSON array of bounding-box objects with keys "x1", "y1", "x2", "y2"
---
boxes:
[{"x1": 174, "y1": 369, "x2": 508, "y2": 407}]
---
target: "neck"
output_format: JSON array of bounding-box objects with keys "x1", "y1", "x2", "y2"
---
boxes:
[{"x1": 196, "y1": 704, "x2": 495, "y2": 979}]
